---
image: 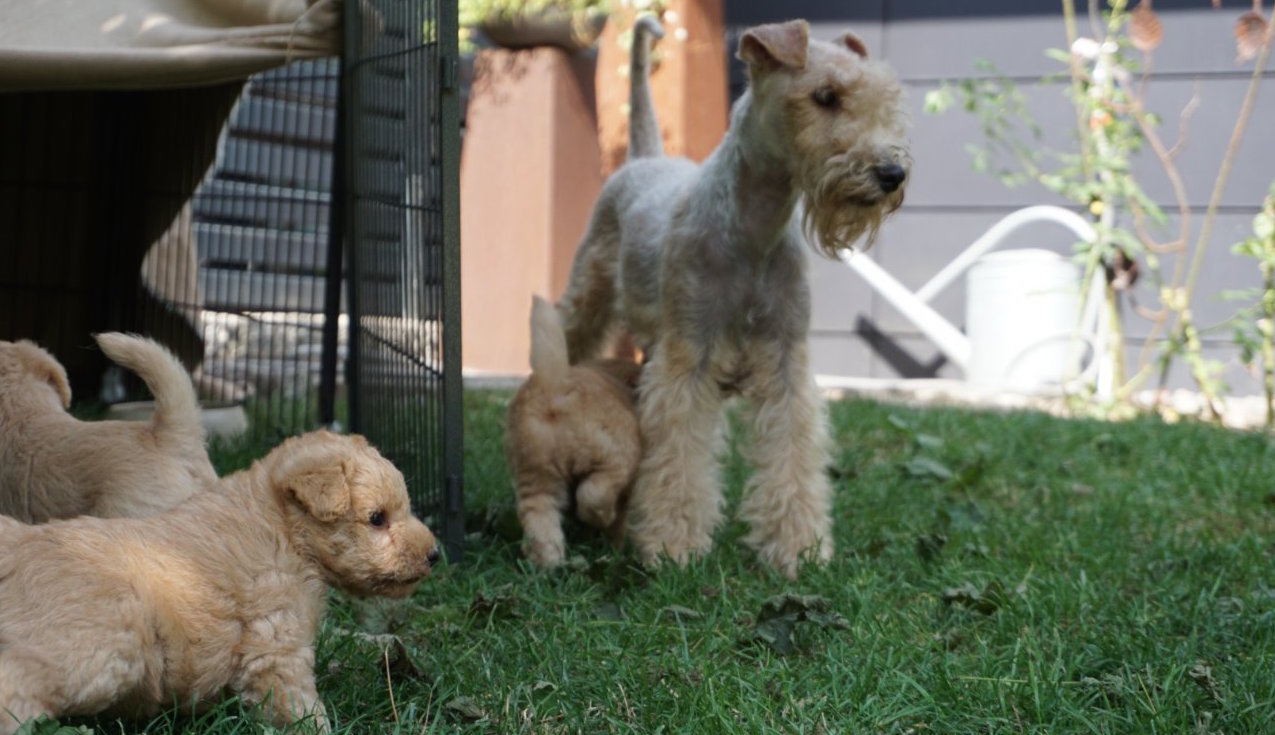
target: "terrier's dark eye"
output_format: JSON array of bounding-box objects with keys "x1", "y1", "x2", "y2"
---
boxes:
[
  {"x1": 369, "y1": 510, "x2": 387, "y2": 528},
  {"x1": 812, "y1": 87, "x2": 840, "y2": 108}
]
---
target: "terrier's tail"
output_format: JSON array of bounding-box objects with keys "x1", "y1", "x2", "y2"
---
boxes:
[
  {"x1": 529, "y1": 296, "x2": 571, "y2": 385},
  {"x1": 94, "y1": 333, "x2": 207, "y2": 450},
  {"x1": 627, "y1": 14, "x2": 665, "y2": 160}
]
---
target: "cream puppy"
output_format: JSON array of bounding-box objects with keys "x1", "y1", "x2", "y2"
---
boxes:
[
  {"x1": 0, "y1": 332, "x2": 216, "y2": 521},
  {"x1": 0, "y1": 430, "x2": 439, "y2": 734}
]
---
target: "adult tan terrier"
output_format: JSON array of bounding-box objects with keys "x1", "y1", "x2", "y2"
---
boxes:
[
  {"x1": 557, "y1": 18, "x2": 910, "y2": 577},
  {"x1": 0, "y1": 430, "x2": 439, "y2": 734},
  {"x1": 506, "y1": 295, "x2": 641, "y2": 568},
  {"x1": 0, "y1": 332, "x2": 217, "y2": 522}
]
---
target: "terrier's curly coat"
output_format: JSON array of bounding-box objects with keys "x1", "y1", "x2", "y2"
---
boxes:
[{"x1": 557, "y1": 18, "x2": 910, "y2": 577}]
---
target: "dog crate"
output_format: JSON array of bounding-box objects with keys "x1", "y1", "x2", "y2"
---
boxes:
[{"x1": 0, "y1": 0, "x2": 464, "y2": 561}]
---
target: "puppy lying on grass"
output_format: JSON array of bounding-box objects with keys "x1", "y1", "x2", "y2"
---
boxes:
[
  {"x1": 0, "y1": 430, "x2": 439, "y2": 734},
  {"x1": 0, "y1": 332, "x2": 217, "y2": 522},
  {"x1": 505, "y1": 296, "x2": 642, "y2": 568}
]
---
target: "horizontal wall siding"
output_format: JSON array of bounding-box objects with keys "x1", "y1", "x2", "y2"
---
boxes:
[{"x1": 727, "y1": 0, "x2": 1274, "y2": 392}]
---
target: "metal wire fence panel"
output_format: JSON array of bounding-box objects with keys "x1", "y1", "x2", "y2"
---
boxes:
[
  {"x1": 343, "y1": 0, "x2": 464, "y2": 561},
  {"x1": 192, "y1": 59, "x2": 344, "y2": 437},
  {"x1": 1, "y1": 12, "x2": 461, "y2": 558}
]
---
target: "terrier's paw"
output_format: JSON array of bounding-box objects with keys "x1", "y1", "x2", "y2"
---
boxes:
[{"x1": 749, "y1": 533, "x2": 834, "y2": 580}]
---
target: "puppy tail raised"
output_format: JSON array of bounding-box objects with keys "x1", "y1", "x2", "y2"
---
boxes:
[
  {"x1": 627, "y1": 13, "x2": 665, "y2": 160},
  {"x1": 94, "y1": 333, "x2": 207, "y2": 450},
  {"x1": 529, "y1": 295, "x2": 571, "y2": 385}
]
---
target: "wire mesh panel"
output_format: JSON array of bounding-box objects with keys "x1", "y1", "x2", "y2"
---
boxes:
[
  {"x1": 192, "y1": 60, "x2": 344, "y2": 436},
  {"x1": 342, "y1": 0, "x2": 464, "y2": 560}
]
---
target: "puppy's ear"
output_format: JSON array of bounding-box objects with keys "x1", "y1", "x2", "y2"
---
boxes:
[
  {"x1": 15, "y1": 341, "x2": 71, "y2": 409},
  {"x1": 738, "y1": 20, "x2": 809, "y2": 72},
  {"x1": 837, "y1": 31, "x2": 869, "y2": 59},
  {"x1": 273, "y1": 442, "x2": 352, "y2": 522}
]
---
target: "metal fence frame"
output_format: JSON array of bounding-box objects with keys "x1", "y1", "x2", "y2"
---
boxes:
[{"x1": 337, "y1": 0, "x2": 464, "y2": 563}]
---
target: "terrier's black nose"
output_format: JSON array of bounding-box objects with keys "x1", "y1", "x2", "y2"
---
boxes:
[
  {"x1": 427, "y1": 547, "x2": 441, "y2": 567},
  {"x1": 873, "y1": 163, "x2": 907, "y2": 193}
]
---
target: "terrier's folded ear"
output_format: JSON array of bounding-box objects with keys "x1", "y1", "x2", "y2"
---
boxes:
[
  {"x1": 837, "y1": 31, "x2": 869, "y2": 59},
  {"x1": 738, "y1": 19, "x2": 810, "y2": 72}
]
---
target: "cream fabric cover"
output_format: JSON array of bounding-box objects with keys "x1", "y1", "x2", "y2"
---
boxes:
[{"x1": 0, "y1": 0, "x2": 340, "y2": 90}]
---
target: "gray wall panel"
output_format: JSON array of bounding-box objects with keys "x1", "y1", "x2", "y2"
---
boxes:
[
  {"x1": 909, "y1": 76, "x2": 1275, "y2": 210},
  {"x1": 722, "y1": 0, "x2": 1273, "y2": 393},
  {"x1": 1132, "y1": 78, "x2": 1275, "y2": 207},
  {"x1": 886, "y1": 15, "x2": 1072, "y2": 81},
  {"x1": 904, "y1": 81, "x2": 1076, "y2": 209},
  {"x1": 808, "y1": 332, "x2": 874, "y2": 380},
  {"x1": 808, "y1": 249, "x2": 874, "y2": 333},
  {"x1": 886, "y1": 9, "x2": 1266, "y2": 81}
]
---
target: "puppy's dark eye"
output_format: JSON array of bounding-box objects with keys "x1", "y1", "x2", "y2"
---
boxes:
[
  {"x1": 369, "y1": 510, "x2": 387, "y2": 528},
  {"x1": 812, "y1": 87, "x2": 840, "y2": 108}
]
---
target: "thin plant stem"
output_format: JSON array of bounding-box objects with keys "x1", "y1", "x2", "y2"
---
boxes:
[{"x1": 1176, "y1": 7, "x2": 1275, "y2": 322}]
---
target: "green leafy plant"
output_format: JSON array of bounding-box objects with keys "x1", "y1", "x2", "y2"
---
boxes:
[
  {"x1": 926, "y1": 0, "x2": 1275, "y2": 420},
  {"x1": 1226, "y1": 182, "x2": 1275, "y2": 427}
]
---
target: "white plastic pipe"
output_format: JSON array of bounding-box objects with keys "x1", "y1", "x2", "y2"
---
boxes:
[{"x1": 839, "y1": 249, "x2": 973, "y2": 369}]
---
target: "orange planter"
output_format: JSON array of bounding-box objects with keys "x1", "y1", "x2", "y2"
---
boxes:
[{"x1": 460, "y1": 48, "x2": 604, "y2": 374}]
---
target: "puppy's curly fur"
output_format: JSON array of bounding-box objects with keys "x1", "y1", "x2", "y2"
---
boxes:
[
  {"x1": 0, "y1": 430, "x2": 439, "y2": 734},
  {"x1": 505, "y1": 296, "x2": 641, "y2": 568},
  {"x1": 0, "y1": 333, "x2": 216, "y2": 522}
]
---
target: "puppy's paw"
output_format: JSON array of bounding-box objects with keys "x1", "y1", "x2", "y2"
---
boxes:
[{"x1": 523, "y1": 535, "x2": 567, "y2": 569}]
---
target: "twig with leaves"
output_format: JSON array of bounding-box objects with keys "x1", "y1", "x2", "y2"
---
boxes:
[{"x1": 925, "y1": 0, "x2": 1275, "y2": 421}]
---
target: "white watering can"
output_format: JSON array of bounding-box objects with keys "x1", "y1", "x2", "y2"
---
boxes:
[{"x1": 838, "y1": 205, "x2": 1110, "y2": 396}]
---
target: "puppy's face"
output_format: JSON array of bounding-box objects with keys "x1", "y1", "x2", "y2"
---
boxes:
[{"x1": 271, "y1": 432, "x2": 439, "y2": 599}]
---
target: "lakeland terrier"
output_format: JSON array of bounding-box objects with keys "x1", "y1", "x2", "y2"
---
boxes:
[
  {"x1": 505, "y1": 295, "x2": 641, "y2": 568},
  {"x1": 0, "y1": 430, "x2": 439, "y2": 734},
  {"x1": 0, "y1": 332, "x2": 217, "y2": 522},
  {"x1": 556, "y1": 18, "x2": 910, "y2": 577}
]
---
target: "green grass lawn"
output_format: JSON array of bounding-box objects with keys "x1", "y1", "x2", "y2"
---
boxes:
[{"x1": 42, "y1": 391, "x2": 1275, "y2": 734}]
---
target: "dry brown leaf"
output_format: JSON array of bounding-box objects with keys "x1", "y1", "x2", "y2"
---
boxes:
[
  {"x1": 1130, "y1": 1, "x2": 1164, "y2": 52},
  {"x1": 1235, "y1": 10, "x2": 1270, "y2": 62}
]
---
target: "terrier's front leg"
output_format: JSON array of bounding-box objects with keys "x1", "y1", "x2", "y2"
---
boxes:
[
  {"x1": 738, "y1": 344, "x2": 834, "y2": 578},
  {"x1": 627, "y1": 336, "x2": 726, "y2": 568}
]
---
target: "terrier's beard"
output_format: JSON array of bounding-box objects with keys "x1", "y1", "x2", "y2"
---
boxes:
[{"x1": 798, "y1": 153, "x2": 906, "y2": 258}]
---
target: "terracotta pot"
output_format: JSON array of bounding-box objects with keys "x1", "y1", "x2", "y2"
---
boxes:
[{"x1": 480, "y1": 8, "x2": 609, "y2": 51}]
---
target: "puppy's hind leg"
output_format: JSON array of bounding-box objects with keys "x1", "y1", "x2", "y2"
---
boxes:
[
  {"x1": 515, "y1": 474, "x2": 570, "y2": 568},
  {"x1": 574, "y1": 466, "x2": 630, "y2": 531}
]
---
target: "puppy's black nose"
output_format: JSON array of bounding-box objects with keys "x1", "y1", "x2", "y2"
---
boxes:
[
  {"x1": 873, "y1": 163, "x2": 907, "y2": 193},
  {"x1": 426, "y1": 547, "x2": 441, "y2": 567}
]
